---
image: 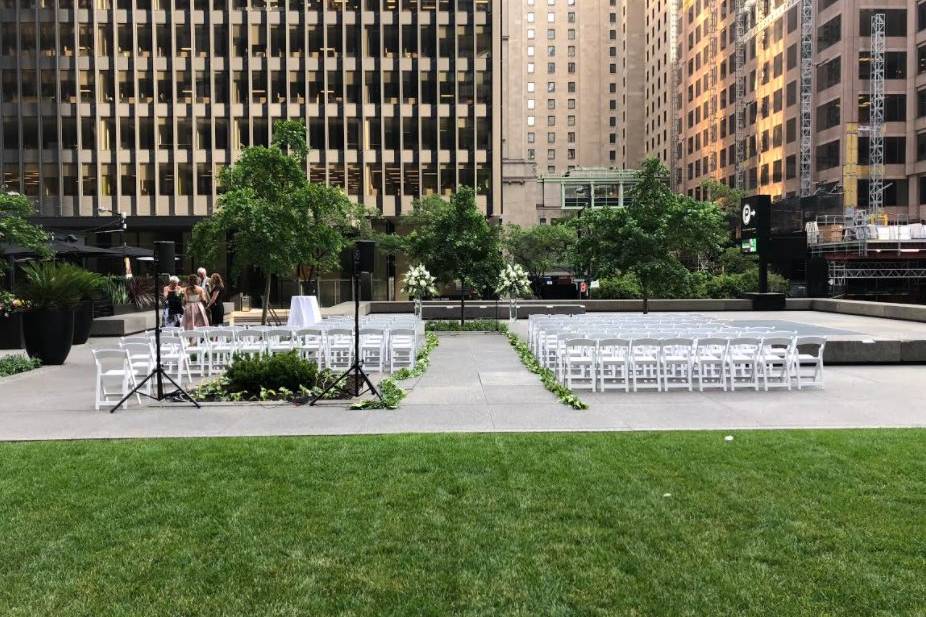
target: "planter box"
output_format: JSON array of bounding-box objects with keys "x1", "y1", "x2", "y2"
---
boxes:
[{"x1": 0, "y1": 313, "x2": 24, "y2": 349}]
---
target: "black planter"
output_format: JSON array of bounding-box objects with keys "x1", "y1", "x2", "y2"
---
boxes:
[
  {"x1": 72, "y1": 301, "x2": 94, "y2": 345},
  {"x1": 23, "y1": 308, "x2": 75, "y2": 365},
  {"x1": 0, "y1": 313, "x2": 24, "y2": 349}
]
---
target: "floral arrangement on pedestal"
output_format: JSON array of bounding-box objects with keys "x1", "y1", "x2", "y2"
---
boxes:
[
  {"x1": 401, "y1": 264, "x2": 438, "y2": 319},
  {"x1": 496, "y1": 264, "x2": 533, "y2": 321}
]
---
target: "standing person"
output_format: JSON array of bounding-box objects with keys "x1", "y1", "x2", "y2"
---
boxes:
[
  {"x1": 162, "y1": 276, "x2": 183, "y2": 327},
  {"x1": 197, "y1": 267, "x2": 210, "y2": 296},
  {"x1": 206, "y1": 273, "x2": 226, "y2": 326},
  {"x1": 181, "y1": 274, "x2": 209, "y2": 330}
]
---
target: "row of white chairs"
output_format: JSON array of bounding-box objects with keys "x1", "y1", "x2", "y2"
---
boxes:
[
  {"x1": 556, "y1": 336, "x2": 825, "y2": 393},
  {"x1": 92, "y1": 321, "x2": 422, "y2": 410}
]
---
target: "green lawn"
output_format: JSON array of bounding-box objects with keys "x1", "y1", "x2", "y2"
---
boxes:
[{"x1": 1, "y1": 431, "x2": 924, "y2": 616}]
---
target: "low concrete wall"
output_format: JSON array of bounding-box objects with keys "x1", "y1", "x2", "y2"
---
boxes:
[
  {"x1": 370, "y1": 298, "x2": 794, "y2": 314},
  {"x1": 90, "y1": 312, "x2": 156, "y2": 337},
  {"x1": 810, "y1": 299, "x2": 926, "y2": 323}
]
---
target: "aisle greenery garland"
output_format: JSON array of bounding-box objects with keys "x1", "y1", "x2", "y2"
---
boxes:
[
  {"x1": 503, "y1": 330, "x2": 589, "y2": 410},
  {"x1": 351, "y1": 332, "x2": 440, "y2": 410}
]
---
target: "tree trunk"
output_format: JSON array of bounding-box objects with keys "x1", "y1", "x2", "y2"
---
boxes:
[
  {"x1": 261, "y1": 274, "x2": 272, "y2": 325},
  {"x1": 459, "y1": 277, "x2": 466, "y2": 327}
]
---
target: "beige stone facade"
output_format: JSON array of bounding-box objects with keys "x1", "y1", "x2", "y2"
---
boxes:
[
  {"x1": 0, "y1": 0, "x2": 509, "y2": 224},
  {"x1": 677, "y1": 0, "x2": 926, "y2": 221}
]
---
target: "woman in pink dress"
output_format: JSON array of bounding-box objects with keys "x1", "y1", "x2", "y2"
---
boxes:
[{"x1": 181, "y1": 274, "x2": 209, "y2": 330}]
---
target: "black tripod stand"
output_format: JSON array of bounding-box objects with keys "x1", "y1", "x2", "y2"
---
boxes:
[
  {"x1": 310, "y1": 245, "x2": 384, "y2": 406},
  {"x1": 111, "y1": 260, "x2": 200, "y2": 413}
]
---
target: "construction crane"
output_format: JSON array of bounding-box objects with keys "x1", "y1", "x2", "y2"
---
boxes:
[{"x1": 734, "y1": 0, "x2": 813, "y2": 196}]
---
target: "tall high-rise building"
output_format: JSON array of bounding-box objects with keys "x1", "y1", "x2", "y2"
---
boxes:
[
  {"x1": 502, "y1": 0, "x2": 647, "y2": 224},
  {"x1": 636, "y1": 0, "x2": 681, "y2": 175},
  {"x1": 0, "y1": 0, "x2": 516, "y2": 241},
  {"x1": 676, "y1": 0, "x2": 924, "y2": 221}
]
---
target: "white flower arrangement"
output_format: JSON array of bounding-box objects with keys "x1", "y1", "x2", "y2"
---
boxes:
[
  {"x1": 401, "y1": 264, "x2": 438, "y2": 299},
  {"x1": 496, "y1": 263, "x2": 532, "y2": 299}
]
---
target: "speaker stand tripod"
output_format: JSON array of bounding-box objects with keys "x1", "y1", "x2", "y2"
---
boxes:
[
  {"x1": 111, "y1": 269, "x2": 200, "y2": 413},
  {"x1": 309, "y1": 247, "x2": 384, "y2": 406}
]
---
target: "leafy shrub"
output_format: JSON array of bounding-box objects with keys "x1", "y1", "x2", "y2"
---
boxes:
[
  {"x1": 426, "y1": 319, "x2": 505, "y2": 332},
  {"x1": 592, "y1": 267, "x2": 788, "y2": 300},
  {"x1": 101, "y1": 276, "x2": 129, "y2": 305},
  {"x1": 125, "y1": 276, "x2": 155, "y2": 309},
  {"x1": 224, "y1": 351, "x2": 319, "y2": 398},
  {"x1": 591, "y1": 273, "x2": 642, "y2": 299},
  {"x1": 0, "y1": 354, "x2": 41, "y2": 377},
  {"x1": 18, "y1": 262, "x2": 103, "y2": 310}
]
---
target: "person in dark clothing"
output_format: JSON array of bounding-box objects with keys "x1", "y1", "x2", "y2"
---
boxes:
[
  {"x1": 206, "y1": 273, "x2": 225, "y2": 326},
  {"x1": 162, "y1": 276, "x2": 184, "y2": 327}
]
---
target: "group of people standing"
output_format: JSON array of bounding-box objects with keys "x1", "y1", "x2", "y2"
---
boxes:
[{"x1": 162, "y1": 267, "x2": 225, "y2": 330}]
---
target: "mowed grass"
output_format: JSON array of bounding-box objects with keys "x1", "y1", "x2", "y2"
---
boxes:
[{"x1": 1, "y1": 431, "x2": 924, "y2": 616}]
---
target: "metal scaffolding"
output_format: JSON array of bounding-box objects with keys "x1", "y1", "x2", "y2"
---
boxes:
[
  {"x1": 799, "y1": 0, "x2": 814, "y2": 197},
  {"x1": 733, "y1": 0, "x2": 747, "y2": 190},
  {"x1": 867, "y1": 12, "x2": 886, "y2": 213},
  {"x1": 830, "y1": 263, "x2": 926, "y2": 285}
]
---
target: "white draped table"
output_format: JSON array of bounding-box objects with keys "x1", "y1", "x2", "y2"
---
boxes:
[{"x1": 287, "y1": 295, "x2": 321, "y2": 328}]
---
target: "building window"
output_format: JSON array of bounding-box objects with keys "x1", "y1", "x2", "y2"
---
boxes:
[{"x1": 816, "y1": 140, "x2": 840, "y2": 171}]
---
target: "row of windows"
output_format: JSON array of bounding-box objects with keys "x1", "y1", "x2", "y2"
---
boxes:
[
  {"x1": 0, "y1": 22, "x2": 490, "y2": 61},
  {"x1": 0, "y1": 69, "x2": 491, "y2": 107},
  {"x1": 0, "y1": 161, "x2": 493, "y2": 200},
  {"x1": 1, "y1": 115, "x2": 492, "y2": 151},
  {"x1": 0, "y1": 0, "x2": 481, "y2": 13}
]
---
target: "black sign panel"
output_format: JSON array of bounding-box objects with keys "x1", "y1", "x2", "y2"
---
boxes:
[{"x1": 740, "y1": 195, "x2": 771, "y2": 254}]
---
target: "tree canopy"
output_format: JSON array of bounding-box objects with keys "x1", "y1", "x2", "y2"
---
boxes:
[
  {"x1": 0, "y1": 193, "x2": 51, "y2": 261},
  {"x1": 403, "y1": 187, "x2": 501, "y2": 323},
  {"x1": 192, "y1": 120, "x2": 367, "y2": 323},
  {"x1": 503, "y1": 222, "x2": 576, "y2": 280},
  {"x1": 569, "y1": 158, "x2": 726, "y2": 306}
]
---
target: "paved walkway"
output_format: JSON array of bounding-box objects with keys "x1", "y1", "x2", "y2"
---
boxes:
[{"x1": 1, "y1": 329, "x2": 925, "y2": 441}]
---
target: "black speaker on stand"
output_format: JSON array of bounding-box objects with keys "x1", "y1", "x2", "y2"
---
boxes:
[
  {"x1": 110, "y1": 241, "x2": 200, "y2": 413},
  {"x1": 310, "y1": 240, "x2": 384, "y2": 406}
]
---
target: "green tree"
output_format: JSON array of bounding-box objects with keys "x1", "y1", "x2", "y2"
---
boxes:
[
  {"x1": 503, "y1": 223, "x2": 576, "y2": 281},
  {"x1": 700, "y1": 178, "x2": 745, "y2": 230},
  {"x1": 570, "y1": 158, "x2": 727, "y2": 311},
  {"x1": 193, "y1": 120, "x2": 310, "y2": 324},
  {"x1": 0, "y1": 193, "x2": 51, "y2": 264},
  {"x1": 404, "y1": 187, "x2": 501, "y2": 325},
  {"x1": 292, "y1": 182, "x2": 372, "y2": 291}
]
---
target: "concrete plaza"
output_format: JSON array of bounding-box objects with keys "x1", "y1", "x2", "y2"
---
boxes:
[{"x1": 1, "y1": 310, "x2": 925, "y2": 440}]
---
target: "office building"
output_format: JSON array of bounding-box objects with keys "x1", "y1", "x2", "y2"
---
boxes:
[
  {"x1": 0, "y1": 0, "x2": 514, "y2": 244},
  {"x1": 677, "y1": 0, "x2": 924, "y2": 221}
]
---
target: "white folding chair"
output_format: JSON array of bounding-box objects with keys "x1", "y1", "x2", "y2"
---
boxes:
[
  {"x1": 793, "y1": 336, "x2": 826, "y2": 389},
  {"x1": 630, "y1": 338, "x2": 661, "y2": 391},
  {"x1": 205, "y1": 328, "x2": 236, "y2": 373},
  {"x1": 693, "y1": 338, "x2": 729, "y2": 391},
  {"x1": 119, "y1": 341, "x2": 154, "y2": 395},
  {"x1": 563, "y1": 338, "x2": 597, "y2": 391},
  {"x1": 179, "y1": 330, "x2": 210, "y2": 377},
  {"x1": 326, "y1": 328, "x2": 354, "y2": 370},
  {"x1": 660, "y1": 338, "x2": 694, "y2": 391},
  {"x1": 235, "y1": 329, "x2": 266, "y2": 357},
  {"x1": 759, "y1": 337, "x2": 795, "y2": 391},
  {"x1": 725, "y1": 337, "x2": 761, "y2": 391},
  {"x1": 265, "y1": 328, "x2": 296, "y2": 354},
  {"x1": 389, "y1": 328, "x2": 416, "y2": 373},
  {"x1": 359, "y1": 328, "x2": 386, "y2": 373},
  {"x1": 294, "y1": 328, "x2": 325, "y2": 367},
  {"x1": 92, "y1": 349, "x2": 139, "y2": 411},
  {"x1": 158, "y1": 333, "x2": 193, "y2": 386},
  {"x1": 597, "y1": 338, "x2": 631, "y2": 392}
]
